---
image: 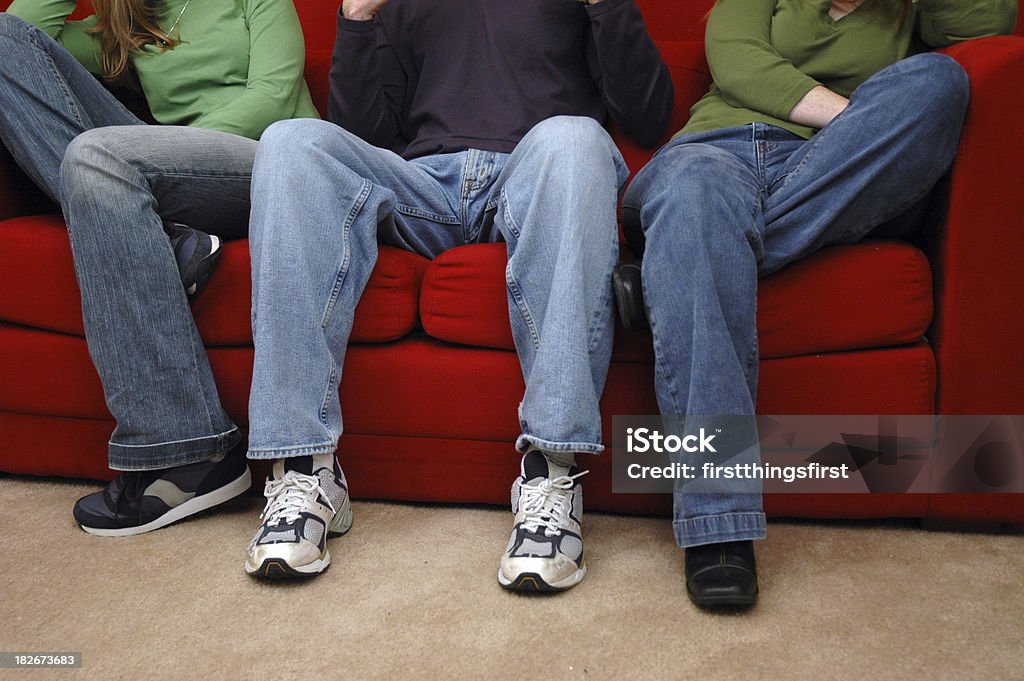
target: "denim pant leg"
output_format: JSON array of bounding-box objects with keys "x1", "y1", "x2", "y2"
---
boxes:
[
  {"x1": 60, "y1": 126, "x2": 256, "y2": 470},
  {"x1": 247, "y1": 120, "x2": 465, "y2": 460},
  {"x1": 760, "y1": 53, "x2": 970, "y2": 273},
  {"x1": 622, "y1": 138, "x2": 768, "y2": 548},
  {"x1": 0, "y1": 13, "x2": 141, "y2": 201},
  {"x1": 621, "y1": 53, "x2": 970, "y2": 547},
  {"x1": 484, "y1": 116, "x2": 627, "y2": 455}
]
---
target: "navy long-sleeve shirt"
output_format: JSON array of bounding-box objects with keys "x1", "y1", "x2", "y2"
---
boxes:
[{"x1": 328, "y1": 0, "x2": 673, "y2": 159}]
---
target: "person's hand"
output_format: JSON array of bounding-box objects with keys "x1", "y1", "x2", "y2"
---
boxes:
[{"x1": 343, "y1": 0, "x2": 390, "y2": 21}]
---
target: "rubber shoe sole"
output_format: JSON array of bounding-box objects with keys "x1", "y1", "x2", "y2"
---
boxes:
[
  {"x1": 247, "y1": 556, "x2": 332, "y2": 580},
  {"x1": 78, "y1": 467, "x2": 252, "y2": 537},
  {"x1": 687, "y1": 588, "x2": 759, "y2": 608},
  {"x1": 244, "y1": 498, "x2": 353, "y2": 580},
  {"x1": 497, "y1": 563, "x2": 587, "y2": 593}
]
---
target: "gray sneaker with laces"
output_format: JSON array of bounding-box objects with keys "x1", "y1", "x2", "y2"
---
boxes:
[
  {"x1": 498, "y1": 449, "x2": 588, "y2": 592},
  {"x1": 244, "y1": 456, "x2": 352, "y2": 579}
]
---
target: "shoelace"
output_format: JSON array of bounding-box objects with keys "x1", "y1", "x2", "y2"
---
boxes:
[
  {"x1": 518, "y1": 470, "x2": 588, "y2": 536},
  {"x1": 259, "y1": 470, "x2": 335, "y2": 526}
]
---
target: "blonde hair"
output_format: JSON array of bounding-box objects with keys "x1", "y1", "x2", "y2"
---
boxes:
[{"x1": 89, "y1": 0, "x2": 177, "y2": 84}]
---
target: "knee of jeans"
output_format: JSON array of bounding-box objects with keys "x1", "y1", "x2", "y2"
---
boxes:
[
  {"x1": 522, "y1": 115, "x2": 620, "y2": 172},
  {"x1": 636, "y1": 149, "x2": 742, "y2": 234},
  {"x1": 60, "y1": 129, "x2": 122, "y2": 197},
  {"x1": 901, "y1": 53, "x2": 970, "y2": 117},
  {"x1": 259, "y1": 118, "x2": 345, "y2": 157},
  {"x1": 527, "y1": 115, "x2": 610, "y2": 144}
]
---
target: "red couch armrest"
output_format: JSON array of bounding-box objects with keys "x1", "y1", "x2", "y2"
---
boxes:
[{"x1": 929, "y1": 36, "x2": 1024, "y2": 415}]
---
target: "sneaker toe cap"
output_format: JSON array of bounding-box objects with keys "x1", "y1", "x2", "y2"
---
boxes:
[
  {"x1": 248, "y1": 539, "x2": 323, "y2": 571},
  {"x1": 499, "y1": 554, "x2": 583, "y2": 589},
  {"x1": 72, "y1": 489, "x2": 115, "y2": 527}
]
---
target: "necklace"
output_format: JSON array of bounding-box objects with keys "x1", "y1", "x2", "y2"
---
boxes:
[{"x1": 166, "y1": 0, "x2": 193, "y2": 36}]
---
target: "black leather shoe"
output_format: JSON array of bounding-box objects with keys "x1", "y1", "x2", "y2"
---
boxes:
[
  {"x1": 612, "y1": 262, "x2": 647, "y2": 329},
  {"x1": 685, "y1": 540, "x2": 758, "y2": 608}
]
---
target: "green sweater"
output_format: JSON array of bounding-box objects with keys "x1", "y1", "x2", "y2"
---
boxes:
[
  {"x1": 680, "y1": 0, "x2": 1018, "y2": 139},
  {"x1": 7, "y1": 0, "x2": 319, "y2": 139}
]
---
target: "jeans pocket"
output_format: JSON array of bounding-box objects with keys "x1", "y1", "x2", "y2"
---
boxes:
[{"x1": 394, "y1": 204, "x2": 459, "y2": 225}]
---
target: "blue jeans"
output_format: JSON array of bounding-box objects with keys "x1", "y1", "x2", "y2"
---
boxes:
[
  {"x1": 247, "y1": 116, "x2": 627, "y2": 460},
  {"x1": 0, "y1": 14, "x2": 254, "y2": 469},
  {"x1": 620, "y1": 53, "x2": 970, "y2": 547}
]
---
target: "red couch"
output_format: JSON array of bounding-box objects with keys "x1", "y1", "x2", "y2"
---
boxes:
[{"x1": 1, "y1": 0, "x2": 1022, "y2": 523}]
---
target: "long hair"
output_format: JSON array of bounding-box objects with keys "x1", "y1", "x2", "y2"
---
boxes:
[{"x1": 89, "y1": 0, "x2": 177, "y2": 84}]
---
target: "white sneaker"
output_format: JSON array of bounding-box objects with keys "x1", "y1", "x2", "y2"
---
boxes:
[
  {"x1": 498, "y1": 450, "x2": 588, "y2": 592},
  {"x1": 244, "y1": 456, "x2": 352, "y2": 579}
]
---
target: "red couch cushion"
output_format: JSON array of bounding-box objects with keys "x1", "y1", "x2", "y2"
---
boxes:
[
  {"x1": 0, "y1": 326, "x2": 935, "y2": 442},
  {"x1": 419, "y1": 240, "x2": 933, "y2": 360},
  {"x1": 0, "y1": 214, "x2": 427, "y2": 345}
]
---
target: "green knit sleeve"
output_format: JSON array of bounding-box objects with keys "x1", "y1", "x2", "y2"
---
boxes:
[
  {"x1": 191, "y1": 0, "x2": 318, "y2": 139},
  {"x1": 915, "y1": 0, "x2": 1018, "y2": 47},
  {"x1": 704, "y1": 0, "x2": 821, "y2": 121},
  {"x1": 6, "y1": 0, "x2": 102, "y2": 74}
]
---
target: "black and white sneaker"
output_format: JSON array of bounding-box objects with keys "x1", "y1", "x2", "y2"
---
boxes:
[
  {"x1": 244, "y1": 455, "x2": 352, "y2": 580},
  {"x1": 73, "y1": 449, "x2": 251, "y2": 537},
  {"x1": 498, "y1": 449, "x2": 588, "y2": 592},
  {"x1": 164, "y1": 221, "x2": 222, "y2": 298}
]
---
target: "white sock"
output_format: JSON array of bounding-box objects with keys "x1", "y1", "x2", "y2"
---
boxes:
[
  {"x1": 538, "y1": 449, "x2": 576, "y2": 469},
  {"x1": 312, "y1": 452, "x2": 336, "y2": 470}
]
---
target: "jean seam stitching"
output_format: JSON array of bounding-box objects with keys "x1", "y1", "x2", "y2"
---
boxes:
[
  {"x1": 108, "y1": 426, "x2": 239, "y2": 449},
  {"x1": 394, "y1": 204, "x2": 459, "y2": 224},
  {"x1": 319, "y1": 362, "x2": 338, "y2": 437},
  {"x1": 321, "y1": 179, "x2": 370, "y2": 328},
  {"x1": 30, "y1": 25, "x2": 86, "y2": 130},
  {"x1": 586, "y1": 230, "x2": 616, "y2": 356},
  {"x1": 501, "y1": 191, "x2": 540, "y2": 350},
  {"x1": 148, "y1": 172, "x2": 252, "y2": 180}
]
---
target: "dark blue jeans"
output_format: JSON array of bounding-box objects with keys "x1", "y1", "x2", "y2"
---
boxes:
[{"x1": 621, "y1": 53, "x2": 970, "y2": 547}]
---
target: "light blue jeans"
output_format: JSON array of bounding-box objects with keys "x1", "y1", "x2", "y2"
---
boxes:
[
  {"x1": 247, "y1": 116, "x2": 628, "y2": 460},
  {"x1": 0, "y1": 13, "x2": 253, "y2": 469},
  {"x1": 621, "y1": 53, "x2": 970, "y2": 547}
]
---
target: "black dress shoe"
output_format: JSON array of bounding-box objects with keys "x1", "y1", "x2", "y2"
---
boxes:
[
  {"x1": 612, "y1": 262, "x2": 647, "y2": 329},
  {"x1": 685, "y1": 540, "x2": 759, "y2": 607}
]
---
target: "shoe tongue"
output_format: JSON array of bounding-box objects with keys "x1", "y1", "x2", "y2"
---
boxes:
[
  {"x1": 273, "y1": 456, "x2": 314, "y2": 479},
  {"x1": 522, "y1": 450, "x2": 574, "y2": 483}
]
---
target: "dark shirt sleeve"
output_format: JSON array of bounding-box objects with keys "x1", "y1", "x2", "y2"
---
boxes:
[
  {"x1": 585, "y1": 0, "x2": 674, "y2": 147},
  {"x1": 328, "y1": 10, "x2": 407, "y2": 148}
]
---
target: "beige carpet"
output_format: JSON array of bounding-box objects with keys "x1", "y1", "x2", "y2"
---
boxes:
[{"x1": 1, "y1": 476, "x2": 1021, "y2": 681}]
